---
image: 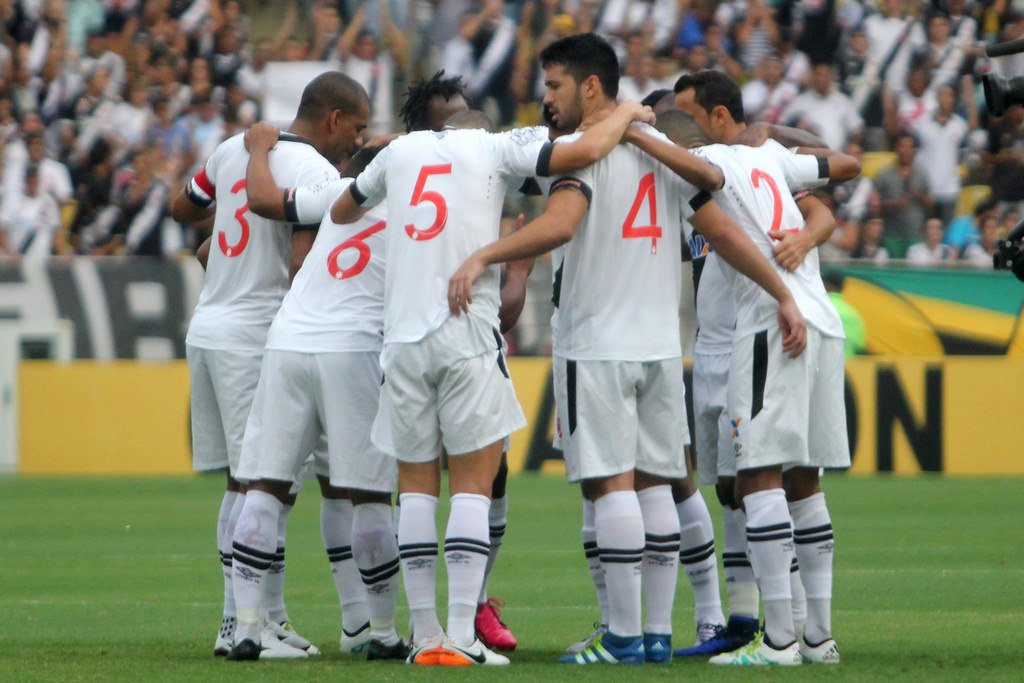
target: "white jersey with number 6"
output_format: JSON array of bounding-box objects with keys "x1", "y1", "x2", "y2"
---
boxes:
[
  {"x1": 266, "y1": 177, "x2": 387, "y2": 353},
  {"x1": 185, "y1": 133, "x2": 342, "y2": 351},
  {"x1": 693, "y1": 140, "x2": 844, "y2": 341},
  {"x1": 551, "y1": 124, "x2": 705, "y2": 361},
  {"x1": 352, "y1": 128, "x2": 552, "y2": 345}
]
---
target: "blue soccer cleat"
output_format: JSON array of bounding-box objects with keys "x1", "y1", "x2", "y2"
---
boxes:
[
  {"x1": 674, "y1": 615, "x2": 758, "y2": 657},
  {"x1": 643, "y1": 633, "x2": 672, "y2": 663},
  {"x1": 558, "y1": 631, "x2": 644, "y2": 664}
]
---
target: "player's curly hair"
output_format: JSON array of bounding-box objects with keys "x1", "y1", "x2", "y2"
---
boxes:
[{"x1": 399, "y1": 70, "x2": 469, "y2": 133}]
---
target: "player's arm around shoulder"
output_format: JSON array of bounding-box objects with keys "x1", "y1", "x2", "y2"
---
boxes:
[
  {"x1": 769, "y1": 192, "x2": 836, "y2": 272},
  {"x1": 622, "y1": 125, "x2": 723, "y2": 192},
  {"x1": 243, "y1": 121, "x2": 287, "y2": 220},
  {"x1": 545, "y1": 101, "x2": 656, "y2": 175},
  {"x1": 449, "y1": 183, "x2": 589, "y2": 316}
]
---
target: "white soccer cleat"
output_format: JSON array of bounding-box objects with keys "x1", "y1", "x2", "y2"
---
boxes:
[
  {"x1": 406, "y1": 634, "x2": 446, "y2": 666},
  {"x1": 264, "y1": 618, "x2": 320, "y2": 655},
  {"x1": 339, "y1": 621, "x2": 372, "y2": 654},
  {"x1": 256, "y1": 630, "x2": 310, "y2": 660},
  {"x1": 565, "y1": 623, "x2": 608, "y2": 655},
  {"x1": 800, "y1": 638, "x2": 840, "y2": 664},
  {"x1": 437, "y1": 638, "x2": 510, "y2": 666},
  {"x1": 213, "y1": 617, "x2": 236, "y2": 656},
  {"x1": 709, "y1": 632, "x2": 802, "y2": 666}
]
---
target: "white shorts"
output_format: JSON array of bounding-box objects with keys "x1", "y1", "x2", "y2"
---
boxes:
[
  {"x1": 372, "y1": 315, "x2": 526, "y2": 462},
  {"x1": 553, "y1": 356, "x2": 689, "y2": 483},
  {"x1": 728, "y1": 326, "x2": 851, "y2": 472},
  {"x1": 187, "y1": 344, "x2": 262, "y2": 474},
  {"x1": 235, "y1": 350, "x2": 397, "y2": 492},
  {"x1": 692, "y1": 350, "x2": 734, "y2": 485}
]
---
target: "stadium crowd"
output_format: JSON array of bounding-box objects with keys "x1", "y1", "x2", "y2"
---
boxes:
[{"x1": 0, "y1": 0, "x2": 1021, "y2": 263}]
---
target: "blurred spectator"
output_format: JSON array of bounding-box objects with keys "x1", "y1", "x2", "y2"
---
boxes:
[
  {"x1": 918, "y1": 12, "x2": 965, "y2": 94},
  {"x1": 823, "y1": 269, "x2": 867, "y2": 356},
  {"x1": 0, "y1": 163, "x2": 64, "y2": 258},
  {"x1": 735, "y1": 0, "x2": 778, "y2": 73},
  {"x1": 945, "y1": 195, "x2": 996, "y2": 256},
  {"x1": 619, "y1": 51, "x2": 659, "y2": 103},
  {"x1": 984, "y1": 104, "x2": 1024, "y2": 215},
  {"x1": 780, "y1": 61, "x2": 863, "y2": 151},
  {"x1": 742, "y1": 53, "x2": 798, "y2": 124},
  {"x1": 963, "y1": 214, "x2": 1002, "y2": 267},
  {"x1": 4, "y1": 131, "x2": 73, "y2": 205},
  {"x1": 837, "y1": 28, "x2": 868, "y2": 98},
  {"x1": 906, "y1": 217, "x2": 956, "y2": 264},
  {"x1": 112, "y1": 143, "x2": 182, "y2": 257},
  {"x1": 851, "y1": 214, "x2": 891, "y2": 262},
  {"x1": 442, "y1": 0, "x2": 516, "y2": 127},
  {"x1": 177, "y1": 92, "x2": 225, "y2": 167},
  {"x1": 79, "y1": 27, "x2": 126, "y2": 99},
  {"x1": 858, "y1": 0, "x2": 925, "y2": 102},
  {"x1": 884, "y1": 65, "x2": 936, "y2": 139},
  {"x1": 596, "y1": 0, "x2": 678, "y2": 61},
  {"x1": 832, "y1": 141, "x2": 876, "y2": 224},
  {"x1": 912, "y1": 84, "x2": 969, "y2": 225},
  {"x1": 70, "y1": 137, "x2": 119, "y2": 254},
  {"x1": 875, "y1": 131, "x2": 932, "y2": 243}
]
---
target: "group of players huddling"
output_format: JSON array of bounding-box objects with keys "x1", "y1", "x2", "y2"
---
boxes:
[{"x1": 174, "y1": 31, "x2": 859, "y2": 667}]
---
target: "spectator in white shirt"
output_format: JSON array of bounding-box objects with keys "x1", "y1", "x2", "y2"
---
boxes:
[
  {"x1": 3, "y1": 131, "x2": 73, "y2": 206},
  {"x1": 884, "y1": 64, "x2": 937, "y2": 139},
  {"x1": 963, "y1": 215, "x2": 1001, "y2": 267},
  {"x1": 912, "y1": 84, "x2": 969, "y2": 225},
  {"x1": 742, "y1": 53, "x2": 799, "y2": 124},
  {"x1": 0, "y1": 163, "x2": 63, "y2": 258},
  {"x1": 780, "y1": 61, "x2": 863, "y2": 151},
  {"x1": 906, "y1": 218, "x2": 956, "y2": 265}
]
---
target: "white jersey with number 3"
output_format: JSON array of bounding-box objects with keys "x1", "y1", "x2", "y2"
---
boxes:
[
  {"x1": 693, "y1": 140, "x2": 844, "y2": 340},
  {"x1": 552, "y1": 125, "x2": 705, "y2": 361},
  {"x1": 266, "y1": 178, "x2": 387, "y2": 353},
  {"x1": 353, "y1": 128, "x2": 552, "y2": 345},
  {"x1": 185, "y1": 133, "x2": 342, "y2": 351}
]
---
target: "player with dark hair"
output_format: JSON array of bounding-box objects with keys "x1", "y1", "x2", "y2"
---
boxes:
[
  {"x1": 171, "y1": 70, "x2": 370, "y2": 661},
  {"x1": 399, "y1": 70, "x2": 470, "y2": 133},
  {"x1": 449, "y1": 33, "x2": 805, "y2": 666}
]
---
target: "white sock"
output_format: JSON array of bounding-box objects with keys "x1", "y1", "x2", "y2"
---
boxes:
[
  {"x1": 231, "y1": 490, "x2": 282, "y2": 643},
  {"x1": 353, "y1": 502, "x2": 401, "y2": 644},
  {"x1": 676, "y1": 490, "x2": 725, "y2": 627},
  {"x1": 790, "y1": 558, "x2": 807, "y2": 638},
  {"x1": 321, "y1": 498, "x2": 370, "y2": 634},
  {"x1": 217, "y1": 491, "x2": 241, "y2": 621},
  {"x1": 722, "y1": 506, "x2": 759, "y2": 619},
  {"x1": 638, "y1": 485, "x2": 680, "y2": 635},
  {"x1": 790, "y1": 492, "x2": 834, "y2": 644},
  {"x1": 398, "y1": 493, "x2": 443, "y2": 645},
  {"x1": 264, "y1": 503, "x2": 291, "y2": 624},
  {"x1": 744, "y1": 488, "x2": 795, "y2": 647},
  {"x1": 444, "y1": 493, "x2": 491, "y2": 646},
  {"x1": 595, "y1": 490, "x2": 644, "y2": 638},
  {"x1": 478, "y1": 495, "x2": 507, "y2": 603},
  {"x1": 582, "y1": 499, "x2": 609, "y2": 627}
]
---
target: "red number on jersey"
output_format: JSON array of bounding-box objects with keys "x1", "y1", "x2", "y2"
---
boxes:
[
  {"x1": 218, "y1": 179, "x2": 250, "y2": 257},
  {"x1": 622, "y1": 172, "x2": 662, "y2": 254},
  {"x1": 750, "y1": 168, "x2": 799, "y2": 241},
  {"x1": 405, "y1": 164, "x2": 452, "y2": 241},
  {"x1": 327, "y1": 220, "x2": 386, "y2": 280}
]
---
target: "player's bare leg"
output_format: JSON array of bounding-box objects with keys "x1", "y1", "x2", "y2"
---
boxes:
[
  {"x1": 784, "y1": 466, "x2": 838, "y2": 663},
  {"x1": 635, "y1": 469, "x2": 681, "y2": 663}
]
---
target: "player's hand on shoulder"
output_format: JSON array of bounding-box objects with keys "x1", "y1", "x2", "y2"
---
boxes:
[
  {"x1": 618, "y1": 100, "x2": 656, "y2": 125},
  {"x1": 768, "y1": 229, "x2": 813, "y2": 272},
  {"x1": 244, "y1": 122, "x2": 281, "y2": 153},
  {"x1": 733, "y1": 121, "x2": 770, "y2": 147}
]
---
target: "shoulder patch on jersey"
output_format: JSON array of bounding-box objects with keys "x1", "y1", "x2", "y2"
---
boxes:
[
  {"x1": 549, "y1": 176, "x2": 592, "y2": 204},
  {"x1": 508, "y1": 127, "x2": 544, "y2": 146}
]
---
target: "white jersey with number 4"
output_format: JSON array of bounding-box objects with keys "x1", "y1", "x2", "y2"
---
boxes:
[
  {"x1": 693, "y1": 140, "x2": 844, "y2": 340},
  {"x1": 265, "y1": 177, "x2": 387, "y2": 353},
  {"x1": 185, "y1": 133, "x2": 342, "y2": 351},
  {"x1": 352, "y1": 127, "x2": 552, "y2": 345},
  {"x1": 552, "y1": 124, "x2": 706, "y2": 361}
]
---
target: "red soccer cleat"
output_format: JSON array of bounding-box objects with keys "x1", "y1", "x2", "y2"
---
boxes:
[{"x1": 475, "y1": 598, "x2": 518, "y2": 651}]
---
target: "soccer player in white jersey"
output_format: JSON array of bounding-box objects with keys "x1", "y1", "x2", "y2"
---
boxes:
[
  {"x1": 631, "y1": 68, "x2": 857, "y2": 666},
  {"x1": 170, "y1": 71, "x2": 370, "y2": 660},
  {"x1": 448, "y1": 32, "x2": 807, "y2": 666},
  {"x1": 330, "y1": 102, "x2": 656, "y2": 667}
]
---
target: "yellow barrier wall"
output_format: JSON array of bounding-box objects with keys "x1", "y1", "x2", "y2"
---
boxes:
[{"x1": 17, "y1": 356, "x2": 1024, "y2": 475}]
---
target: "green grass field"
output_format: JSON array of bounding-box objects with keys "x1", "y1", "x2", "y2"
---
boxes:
[{"x1": 1, "y1": 474, "x2": 1021, "y2": 681}]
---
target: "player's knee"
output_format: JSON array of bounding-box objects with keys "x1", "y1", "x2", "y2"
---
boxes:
[
  {"x1": 715, "y1": 480, "x2": 736, "y2": 508},
  {"x1": 350, "y1": 489, "x2": 392, "y2": 506},
  {"x1": 782, "y1": 467, "x2": 821, "y2": 502}
]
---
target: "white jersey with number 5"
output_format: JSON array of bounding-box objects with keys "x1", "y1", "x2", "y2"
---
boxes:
[
  {"x1": 352, "y1": 128, "x2": 552, "y2": 344},
  {"x1": 551, "y1": 124, "x2": 705, "y2": 361},
  {"x1": 693, "y1": 140, "x2": 844, "y2": 340},
  {"x1": 265, "y1": 177, "x2": 387, "y2": 353},
  {"x1": 185, "y1": 133, "x2": 342, "y2": 351}
]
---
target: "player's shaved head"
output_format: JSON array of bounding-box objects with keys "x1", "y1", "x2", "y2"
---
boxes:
[
  {"x1": 444, "y1": 110, "x2": 496, "y2": 132},
  {"x1": 674, "y1": 70, "x2": 746, "y2": 124},
  {"x1": 540, "y1": 32, "x2": 619, "y2": 100},
  {"x1": 654, "y1": 110, "x2": 706, "y2": 149},
  {"x1": 641, "y1": 88, "x2": 675, "y2": 114},
  {"x1": 295, "y1": 71, "x2": 369, "y2": 122}
]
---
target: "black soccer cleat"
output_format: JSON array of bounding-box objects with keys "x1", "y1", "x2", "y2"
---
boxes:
[
  {"x1": 367, "y1": 638, "x2": 412, "y2": 661},
  {"x1": 226, "y1": 639, "x2": 261, "y2": 661}
]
